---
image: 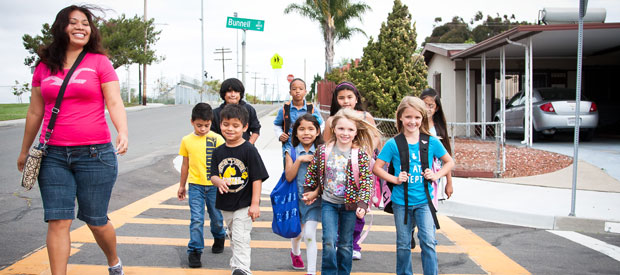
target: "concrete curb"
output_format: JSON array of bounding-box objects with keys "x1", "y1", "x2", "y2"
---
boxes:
[{"x1": 439, "y1": 200, "x2": 620, "y2": 234}]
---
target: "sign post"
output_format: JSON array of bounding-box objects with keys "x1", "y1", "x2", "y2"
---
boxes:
[{"x1": 226, "y1": 16, "x2": 264, "y2": 87}]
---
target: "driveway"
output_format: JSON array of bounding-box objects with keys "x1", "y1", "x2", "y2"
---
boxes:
[{"x1": 506, "y1": 133, "x2": 620, "y2": 181}]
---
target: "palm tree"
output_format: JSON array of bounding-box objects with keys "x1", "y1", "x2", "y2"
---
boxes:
[{"x1": 284, "y1": 0, "x2": 370, "y2": 73}]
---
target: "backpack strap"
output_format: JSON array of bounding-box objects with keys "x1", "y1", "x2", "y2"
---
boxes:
[
  {"x1": 307, "y1": 103, "x2": 314, "y2": 114},
  {"x1": 289, "y1": 146, "x2": 297, "y2": 163},
  {"x1": 393, "y1": 133, "x2": 411, "y2": 224},
  {"x1": 282, "y1": 102, "x2": 292, "y2": 145},
  {"x1": 420, "y1": 133, "x2": 440, "y2": 229}
]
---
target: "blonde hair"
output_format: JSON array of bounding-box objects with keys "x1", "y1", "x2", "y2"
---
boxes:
[
  {"x1": 329, "y1": 108, "x2": 381, "y2": 153},
  {"x1": 395, "y1": 96, "x2": 431, "y2": 136}
]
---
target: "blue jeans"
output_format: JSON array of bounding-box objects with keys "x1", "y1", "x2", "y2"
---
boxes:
[
  {"x1": 321, "y1": 200, "x2": 357, "y2": 275},
  {"x1": 393, "y1": 203, "x2": 438, "y2": 275},
  {"x1": 38, "y1": 143, "x2": 117, "y2": 226},
  {"x1": 187, "y1": 183, "x2": 226, "y2": 253}
]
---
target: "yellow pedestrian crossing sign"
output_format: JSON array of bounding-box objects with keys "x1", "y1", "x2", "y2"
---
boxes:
[{"x1": 271, "y1": 53, "x2": 283, "y2": 69}]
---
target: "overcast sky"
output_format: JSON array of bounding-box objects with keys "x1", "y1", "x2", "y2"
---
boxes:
[{"x1": 1, "y1": 0, "x2": 619, "y2": 103}]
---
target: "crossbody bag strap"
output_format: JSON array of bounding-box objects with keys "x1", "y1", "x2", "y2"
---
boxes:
[{"x1": 43, "y1": 50, "x2": 87, "y2": 144}]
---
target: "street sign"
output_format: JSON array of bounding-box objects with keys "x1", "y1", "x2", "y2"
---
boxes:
[
  {"x1": 226, "y1": 17, "x2": 264, "y2": 32},
  {"x1": 271, "y1": 53, "x2": 283, "y2": 69},
  {"x1": 287, "y1": 74, "x2": 294, "y2": 82}
]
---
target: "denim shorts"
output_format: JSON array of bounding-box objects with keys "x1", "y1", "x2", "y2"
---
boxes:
[{"x1": 38, "y1": 142, "x2": 118, "y2": 226}]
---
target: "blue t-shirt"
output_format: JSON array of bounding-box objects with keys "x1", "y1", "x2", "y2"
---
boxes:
[
  {"x1": 273, "y1": 100, "x2": 324, "y2": 149},
  {"x1": 377, "y1": 135, "x2": 447, "y2": 206}
]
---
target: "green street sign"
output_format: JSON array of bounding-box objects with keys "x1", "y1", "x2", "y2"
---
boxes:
[{"x1": 226, "y1": 17, "x2": 264, "y2": 32}]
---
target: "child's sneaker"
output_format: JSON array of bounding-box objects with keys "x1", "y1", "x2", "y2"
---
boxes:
[
  {"x1": 352, "y1": 250, "x2": 362, "y2": 260},
  {"x1": 188, "y1": 251, "x2": 202, "y2": 268},
  {"x1": 108, "y1": 258, "x2": 124, "y2": 275},
  {"x1": 212, "y1": 237, "x2": 225, "y2": 254},
  {"x1": 290, "y1": 250, "x2": 305, "y2": 269},
  {"x1": 232, "y1": 268, "x2": 250, "y2": 275}
]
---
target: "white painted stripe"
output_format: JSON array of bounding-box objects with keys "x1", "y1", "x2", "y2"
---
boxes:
[
  {"x1": 548, "y1": 230, "x2": 620, "y2": 262},
  {"x1": 605, "y1": 222, "x2": 620, "y2": 234}
]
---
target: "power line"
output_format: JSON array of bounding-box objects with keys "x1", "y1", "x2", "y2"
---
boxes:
[{"x1": 213, "y1": 47, "x2": 232, "y2": 81}]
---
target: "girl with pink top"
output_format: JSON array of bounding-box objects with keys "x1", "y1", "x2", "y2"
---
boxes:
[{"x1": 16, "y1": 5, "x2": 128, "y2": 275}]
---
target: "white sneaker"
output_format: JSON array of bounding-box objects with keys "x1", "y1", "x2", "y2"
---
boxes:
[{"x1": 352, "y1": 250, "x2": 362, "y2": 260}]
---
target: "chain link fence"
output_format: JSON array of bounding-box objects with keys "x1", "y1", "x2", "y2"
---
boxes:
[{"x1": 318, "y1": 104, "x2": 506, "y2": 176}]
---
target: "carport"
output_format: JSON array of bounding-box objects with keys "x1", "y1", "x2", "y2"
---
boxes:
[{"x1": 449, "y1": 23, "x2": 620, "y2": 146}]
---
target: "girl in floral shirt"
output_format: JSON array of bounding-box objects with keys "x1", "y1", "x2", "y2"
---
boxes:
[{"x1": 302, "y1": 108, "x2": 380, "y2": 275}]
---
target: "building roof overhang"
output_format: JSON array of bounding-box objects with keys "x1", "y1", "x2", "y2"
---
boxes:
[{"x1": 449, "y1": 23, "x2": 620, "y2": 60}]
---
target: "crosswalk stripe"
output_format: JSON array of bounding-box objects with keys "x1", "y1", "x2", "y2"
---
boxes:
[
  {"x1": 153, "y1": 204, "x2": 394, "y2": 216},
  {"x1": 68, "y1": 235, "x2": 465, "y2": 253},
  {"x1": 548, "y1": 230, "x2": 620, "y2": 262},
  {"x1": 127, "y1": 217, "x2": 399, "y2": 232},
  {"x1": 47, "y1": 264, "x2": 480, "y2": 275}
]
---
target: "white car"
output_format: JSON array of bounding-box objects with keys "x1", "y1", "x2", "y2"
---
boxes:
[{"x1": 495, "y1": 88, "x2": 598, "y2": 141}]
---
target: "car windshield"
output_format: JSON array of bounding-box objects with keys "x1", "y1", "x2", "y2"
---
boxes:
[{"x1": 538, "y1": 88, "x2": 587, "y2": 101}]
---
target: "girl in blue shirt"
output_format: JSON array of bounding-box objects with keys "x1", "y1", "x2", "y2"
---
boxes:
[
  {"x1": 284, "y1": 114, "x2": 324, "y2": 274},
  {"x1": 373, "y1": 96, "x2": 454, "y2": 275}
]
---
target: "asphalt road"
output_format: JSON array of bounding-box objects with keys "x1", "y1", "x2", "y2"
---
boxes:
[{"x1": 1, "y1": 104, "x2": 619, "y2": 274}]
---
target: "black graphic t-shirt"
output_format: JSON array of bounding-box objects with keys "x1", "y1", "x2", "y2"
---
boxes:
[{"x1": 211, "y1": 141, "x2": 269, "y2": 211}]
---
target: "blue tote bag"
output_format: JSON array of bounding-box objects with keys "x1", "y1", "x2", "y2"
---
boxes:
[{"x1": 270, "y1": 149, "x2": 302, "y2": 238}]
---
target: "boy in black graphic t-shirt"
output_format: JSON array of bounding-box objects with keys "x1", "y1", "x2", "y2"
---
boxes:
[{"x1": 210, "y1": 104, "x2": 269, "y2": 275}]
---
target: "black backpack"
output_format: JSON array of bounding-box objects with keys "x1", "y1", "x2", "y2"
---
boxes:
[
  {"x1": 281, "y1": 102, "x2": 314, "y2": 145},
  {"x1": 385, "y1": 133, "x2": 440, "y2": 229}
]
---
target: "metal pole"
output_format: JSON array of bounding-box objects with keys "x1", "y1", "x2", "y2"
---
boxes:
[
  {"x1": 466, "y1": 59, "x2": 471, "y2": 137},
  {"x1": 528, "y1": 37, "x2": 534, "y2": 146},
  {"x1": 500, "y1": 47, "x2": 507, "y2": 172},
  {"x1": 242, "y1": 30, "x2": 246, "y2": 85},
  {"x1": 142, "y1": 0, "x2": 147, "y2": 105},
  {"x1": 570, "y1": 0, "x2": 587, "y2": 217},
  {"x1": 482, "y1": 53, "x2": 486, "y2": 140},
  {"x1": 200, "y1": 0, "x2": 205, "y2": 102},
  {"x1": 234, "y1": 12, "x2": 239, "y2": 79}
]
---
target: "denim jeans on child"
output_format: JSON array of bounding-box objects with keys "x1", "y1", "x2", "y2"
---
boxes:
[
  {"x1": 187, "y1": 183, "x2": 226, "y2": 253},
  {"x1": 321, "y1": 200, "x2": 357, "y2": 275},
  {"x1": 38, "y1": 142, "x2": 117, "y2": 226},
  {"x1": 392, "y1": 203, "x2": 438, "y2": 275}
]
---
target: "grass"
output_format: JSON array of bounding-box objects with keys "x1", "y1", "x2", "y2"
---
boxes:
[
  {"x1": 0, "y1": 102, "x2": 144, "y2": 121},
  {"x1": 0, "y1": 104, "x2": 29, "y2": 121}
]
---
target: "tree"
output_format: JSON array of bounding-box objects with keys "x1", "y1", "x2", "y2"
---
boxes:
[
  {"x1": 284, "y1": 0, "x2": 370, "y2": 73},
  {"x1": 349, "y1": 0, "x2": 428, "y2": 118},
  {"x1": 471, "y1": 13, "x2": 530, "y2": 42},
  {"x1": 22, "y1": 14, "x2": 162, "y2": 69},
  {"x1": 307, "y1": 74, "x2": 322, "y2": 102},
  {"x1": 99, "y1": 15, "x2": 163, "y2": 68},
  {"x1": 423, "y1": 16, "x2": 470, "y2": 46},
  {"x1": 12, "y1": 80, "x2": 30, "y2": 104},
  {"x1": 423, "y1": 11, "x2": 532, "y2": 45}
]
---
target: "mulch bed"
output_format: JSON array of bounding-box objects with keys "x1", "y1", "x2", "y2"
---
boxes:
[{"x1": 453, "y1": 138, "x2": 573, "y2": 178}]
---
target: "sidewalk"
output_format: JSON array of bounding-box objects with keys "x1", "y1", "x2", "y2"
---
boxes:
[{"x1": 255, "y1": 114, "x2": 620, "y2": 234}]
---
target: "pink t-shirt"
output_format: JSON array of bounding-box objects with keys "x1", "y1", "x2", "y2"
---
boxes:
[{"x1": 32, "y1": 53, "x2": 119, "y2": 146}]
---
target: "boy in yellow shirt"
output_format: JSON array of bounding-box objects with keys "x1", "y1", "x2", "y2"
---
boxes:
[{"x1": 178, "y1": 103, "x2": 226, "y2": 268}]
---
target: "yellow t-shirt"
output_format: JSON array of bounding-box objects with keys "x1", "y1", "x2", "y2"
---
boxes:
[{"x1": 179, "y1": 131, "x2": 225, "y2": 185}]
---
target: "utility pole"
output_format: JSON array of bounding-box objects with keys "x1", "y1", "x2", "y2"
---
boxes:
[
  {"x1": 251, "y1": 72, "x2": 260, "y2": 103},
  {"x1": 261, "y1": 78, "x2": 268, "y2": 102},
  {"x1": 142, "y1": 0, "x2": 147, "y2": 105},
  {"x1": 214, "y1": 47, "x2": 232, "y2": 81}
]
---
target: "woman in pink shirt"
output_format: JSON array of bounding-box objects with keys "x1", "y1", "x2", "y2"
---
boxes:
[{"x1": 16, "y1": 5, "x2": 128, "y2": 275}]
